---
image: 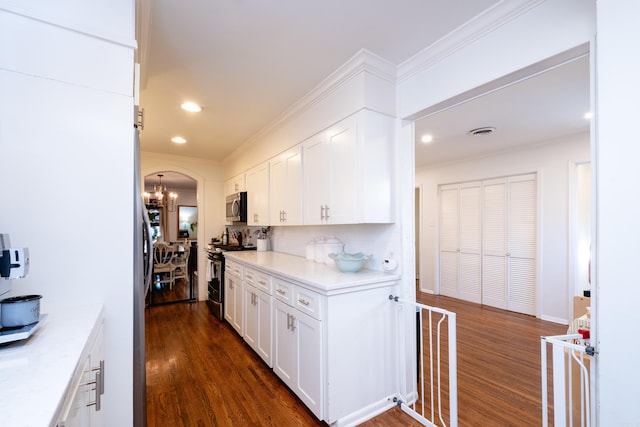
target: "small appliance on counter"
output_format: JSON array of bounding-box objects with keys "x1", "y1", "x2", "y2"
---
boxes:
[{"x1": 0, "y1": 233, "x2": 46, "y2": 346}]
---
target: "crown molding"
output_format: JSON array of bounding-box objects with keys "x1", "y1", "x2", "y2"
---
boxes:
[
  {"x1": 397, "y1": 0, "x2": 545, "y2": 82},
  {"x1": 135, "y1": 0, "x2": 152, "y2": 90},
  {"x1": 0, "y1": 1, "x2": 137, "y2": 49}
]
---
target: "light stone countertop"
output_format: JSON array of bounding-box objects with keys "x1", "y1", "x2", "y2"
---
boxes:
[
  {"x1": 223, "y1": 251, "x2": 401, "y2": 294},
  {"x1": 0, "y1": 304, "x2": 104, "y2": 427}
]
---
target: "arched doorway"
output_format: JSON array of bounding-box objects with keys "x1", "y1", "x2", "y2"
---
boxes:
[{"x1": 144, "y1": 171, "x2": 198, "y2": 305}]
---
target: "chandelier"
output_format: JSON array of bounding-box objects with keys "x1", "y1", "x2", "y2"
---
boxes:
[{"x1": 144, "y1": 174, "x2": 178, "y2": 211}]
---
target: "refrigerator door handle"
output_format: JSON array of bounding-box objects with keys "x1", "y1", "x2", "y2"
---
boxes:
[{"x1": 142, "y1": 202, "x2": 153, "y2": 298}]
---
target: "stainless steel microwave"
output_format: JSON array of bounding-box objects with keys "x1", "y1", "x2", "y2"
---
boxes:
[{"x1": 226, "y1": 191, "x2": 247, "y2": 222}]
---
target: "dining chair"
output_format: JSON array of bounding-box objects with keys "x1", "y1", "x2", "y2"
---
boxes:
[
  {"x1": 153, "y1": 242, "x2": 176, "y2": 289},
  {"x1": 171, "y1": 244, "x2": 190, "y2": 287}
]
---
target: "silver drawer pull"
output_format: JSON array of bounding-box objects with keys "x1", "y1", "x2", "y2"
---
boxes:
[
  {"x1": 258, "y1": 280, "x2": 267, "y2": 286},
  {"x1": 298, "y1": 299, "x2": 310, "y2": 306},
  {"x1": 276, "y1": 289, "x2": 286, "y2": 295}
]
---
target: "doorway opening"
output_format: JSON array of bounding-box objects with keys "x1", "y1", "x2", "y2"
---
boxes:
[{"x1": 144, "y1": 171, "x2": 198, "y2": 305}]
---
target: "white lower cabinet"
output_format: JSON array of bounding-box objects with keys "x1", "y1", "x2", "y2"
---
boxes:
[
  {"x1": 225, "y1": 253, "x2": 399, "y2": 425},
  {"x1": 243, "y1": 280, "x2": 273, "y2": 366},
  {"x1": 273, "y1": 298, "x2": 323, "y2": 420},
  {"x1": 55, "y1": 323, "x2": 105, "y2": 427},
  {"x1": 224, "y1": 260, "x2": 244, "y2": 335}
]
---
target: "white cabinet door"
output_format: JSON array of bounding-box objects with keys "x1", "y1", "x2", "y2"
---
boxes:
[
  {"x1": 226, "y1": 173, "x2": 245, "y2": 195},
  {"x1": 255, "y1": 288, "x2": 272, "y2": 366},
  {"x1": 302, "y1": 117, "x2": 357, "y2": 224},
  {"x1": 243, "y1": 284, "x2": 273, "y2": 367},
  {"x1": 246, "y1": 162, "x2": 269, "y2": 225},
  {"x1": 294, "y1": 308, "x2": 323, "y2": 419},
  {"x1": 303, "y1": 134, "x2": 329, "y2": 225},
  {"x1": 224, "y1": 275, "x2": 243, "y2": 335},
  {"x1": 243, "y1": 285, "x2": 258, "y2": 349},
  {"x1": 272, "y1": 299, "x2": 323, "y2": 419},
  {"x1": 270, "y1": 145, "x2": 303, "y2": 225},
  {"x1": 273, "y1": 299, "x2": 296, "y2": 387},
  {"x1": 325, "y1": 117, "x2": 358, "y2": 224},
  {"x1": 302, "y1": 111, "x2": 394, "y2": 225},
  {"x1": 55, "y1": 324, "x2": 104, "y2": 427}
]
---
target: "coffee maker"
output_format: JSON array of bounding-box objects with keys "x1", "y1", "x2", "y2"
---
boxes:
[{"x1": 0, "y1": 234, "x2": 30, "y2": 298}]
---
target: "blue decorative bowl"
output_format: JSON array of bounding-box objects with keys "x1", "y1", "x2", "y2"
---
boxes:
[{"x1": 328, "y1": 252, "x2": 372, "y2": 273}]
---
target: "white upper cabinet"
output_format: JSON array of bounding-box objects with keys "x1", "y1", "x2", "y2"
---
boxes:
[
  {"x1": 269, "y1": 145, "x2": 303, "y2": 225},
  {"x1": 303, "y1": 110, "x2": 394, "y2": 225},
  {"x1": 246, "y1": 162, "x2": 270, "y2": 226},
  {"x1": 225, "y1": 173, "x2": 245, "y2": 196}
]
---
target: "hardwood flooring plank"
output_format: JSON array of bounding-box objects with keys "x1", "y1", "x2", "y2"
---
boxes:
[{"x1": 146, "y1": 293, "x2": 567, "y2": 426}]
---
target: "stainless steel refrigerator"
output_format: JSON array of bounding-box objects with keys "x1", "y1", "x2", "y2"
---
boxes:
[{"x1": 133, "y1": 121, "x2": 153, "y2": 427}]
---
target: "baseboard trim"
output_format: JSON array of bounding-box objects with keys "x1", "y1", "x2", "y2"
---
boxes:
[{"x1": 331, "y1": 396, "x2": 397, "y2": 427}]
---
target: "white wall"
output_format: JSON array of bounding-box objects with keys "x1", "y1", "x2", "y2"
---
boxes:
[
  {"x1": 141, "y1": 151, "x2": 225, "y2": 301},
  {"x1": 269, "y1": 224, "x2": 399, "y2": 272},
  {"x1": 594, "y1": 0, "x2": 640, "y2": 423},
  {"x1": 0, "y1": 3, "x2": 136, "y2": 426},
  {"x1": 416, "y1": 133, "x2": 590, "y2": 323}
]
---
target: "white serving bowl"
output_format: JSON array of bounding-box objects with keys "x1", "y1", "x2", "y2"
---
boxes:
[{"x1": 328, "y1": 252, "x2": 372, "y2": 273}]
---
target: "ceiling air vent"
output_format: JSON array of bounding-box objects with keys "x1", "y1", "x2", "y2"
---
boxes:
[{"x1": 468, "y1": 127, "x2": 496, "y2": 136}]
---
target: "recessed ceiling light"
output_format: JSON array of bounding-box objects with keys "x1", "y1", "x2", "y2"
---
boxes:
[
  {"x1": 421, "y1": 134, "x2": 434, "y2": 144},
  {"x1": 584, "y1": 112, "x2": 593, "y2": 120},
  {"x1": 181, "y1": 102, "x2": 202, "y2": 112},
  {"x1": 171, "y1": 136, "x2": 187, "y2": 144}
]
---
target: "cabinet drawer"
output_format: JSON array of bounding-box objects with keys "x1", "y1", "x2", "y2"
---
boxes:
[
  {"x1": 225, "y1": 260, "x2": 243, "y2": 279},
  {"x1": 294, "y1": 286, "x2": 322, "y2": 320},
  {"x1": 273, "y1": 278, "x2": 294, "y2": 305},
  {"x1": 245, "y1": 268, "x2": 272, "y2": 294}
]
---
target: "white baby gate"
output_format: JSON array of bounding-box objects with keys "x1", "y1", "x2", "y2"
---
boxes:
[
  {"x1": 541, "y1": 334, "x2": 593, "y2": 427},
  {"x1": 390, "y1": 296, "x2": 458, "y2": 427}
]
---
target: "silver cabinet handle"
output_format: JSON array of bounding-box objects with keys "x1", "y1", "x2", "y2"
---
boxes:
[
  {"x1": 99, "y1": 360, "x2": 105, "y2": 395},
  {"x1": 298, "y1": 299, "x2": 310, "y2": 306},
  {"x1": 258, "y1": 280, "x2": 267, "y2": 286},
  {"x1": 320, "y1": 205, "x2": 325, "y2": 220},
  {"x1": 85, "y1": 360, "x2": 104, "y2": 411},
  {"x1": 276, "y1": 289, "x2": 286, "y2": 295},
  {"x1": 324, "y1": 204, "x2": 329, "y2": 220}
]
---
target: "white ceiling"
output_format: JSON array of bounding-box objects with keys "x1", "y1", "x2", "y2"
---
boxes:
[
  {"x1": 137, "y1": 0, "x2": 500, "y2": 161},
  {"x1": 414, "y1": 55, "x2": 590, "y2": 168},
  {"x1": 137, "y1": 0, "x2": 590, "y2": 183}
]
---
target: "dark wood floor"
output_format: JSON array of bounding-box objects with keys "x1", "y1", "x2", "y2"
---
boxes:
[
  {"x1": 147, "y1": 277, "x2": 195, "y2": 305},
  {"x1": 145, "y1": 292, "x2": 567, "y2": 426}
]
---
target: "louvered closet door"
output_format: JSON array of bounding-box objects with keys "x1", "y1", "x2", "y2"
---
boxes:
[
  {"x1": 439, "y1": 185, "x2": 459, "y2": 298},
  {"x1": 458, "y1": 183, "x2": 482, "y2": 303},
  {"x1": 482, "y1": 174, "x2": 537, "y2": 315},
  {"x1": 439, "y1": 182, "x2": 482, "y2": 302},
  {"x1": 507, "y1": 175, "x2": 537, "y2": 315},
  {"x1": 482, "y1": 180, "x2": 508, "y2": 310}
]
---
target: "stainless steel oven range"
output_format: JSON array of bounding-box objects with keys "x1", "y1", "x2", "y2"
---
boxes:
[{"x1": 206, "y1": 247, "x2": 225, "y2": 320}]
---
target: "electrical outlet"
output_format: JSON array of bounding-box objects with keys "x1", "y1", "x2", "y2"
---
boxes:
[{"x1": 382, "y1": 258, "x2": 398, "y2": 271}]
